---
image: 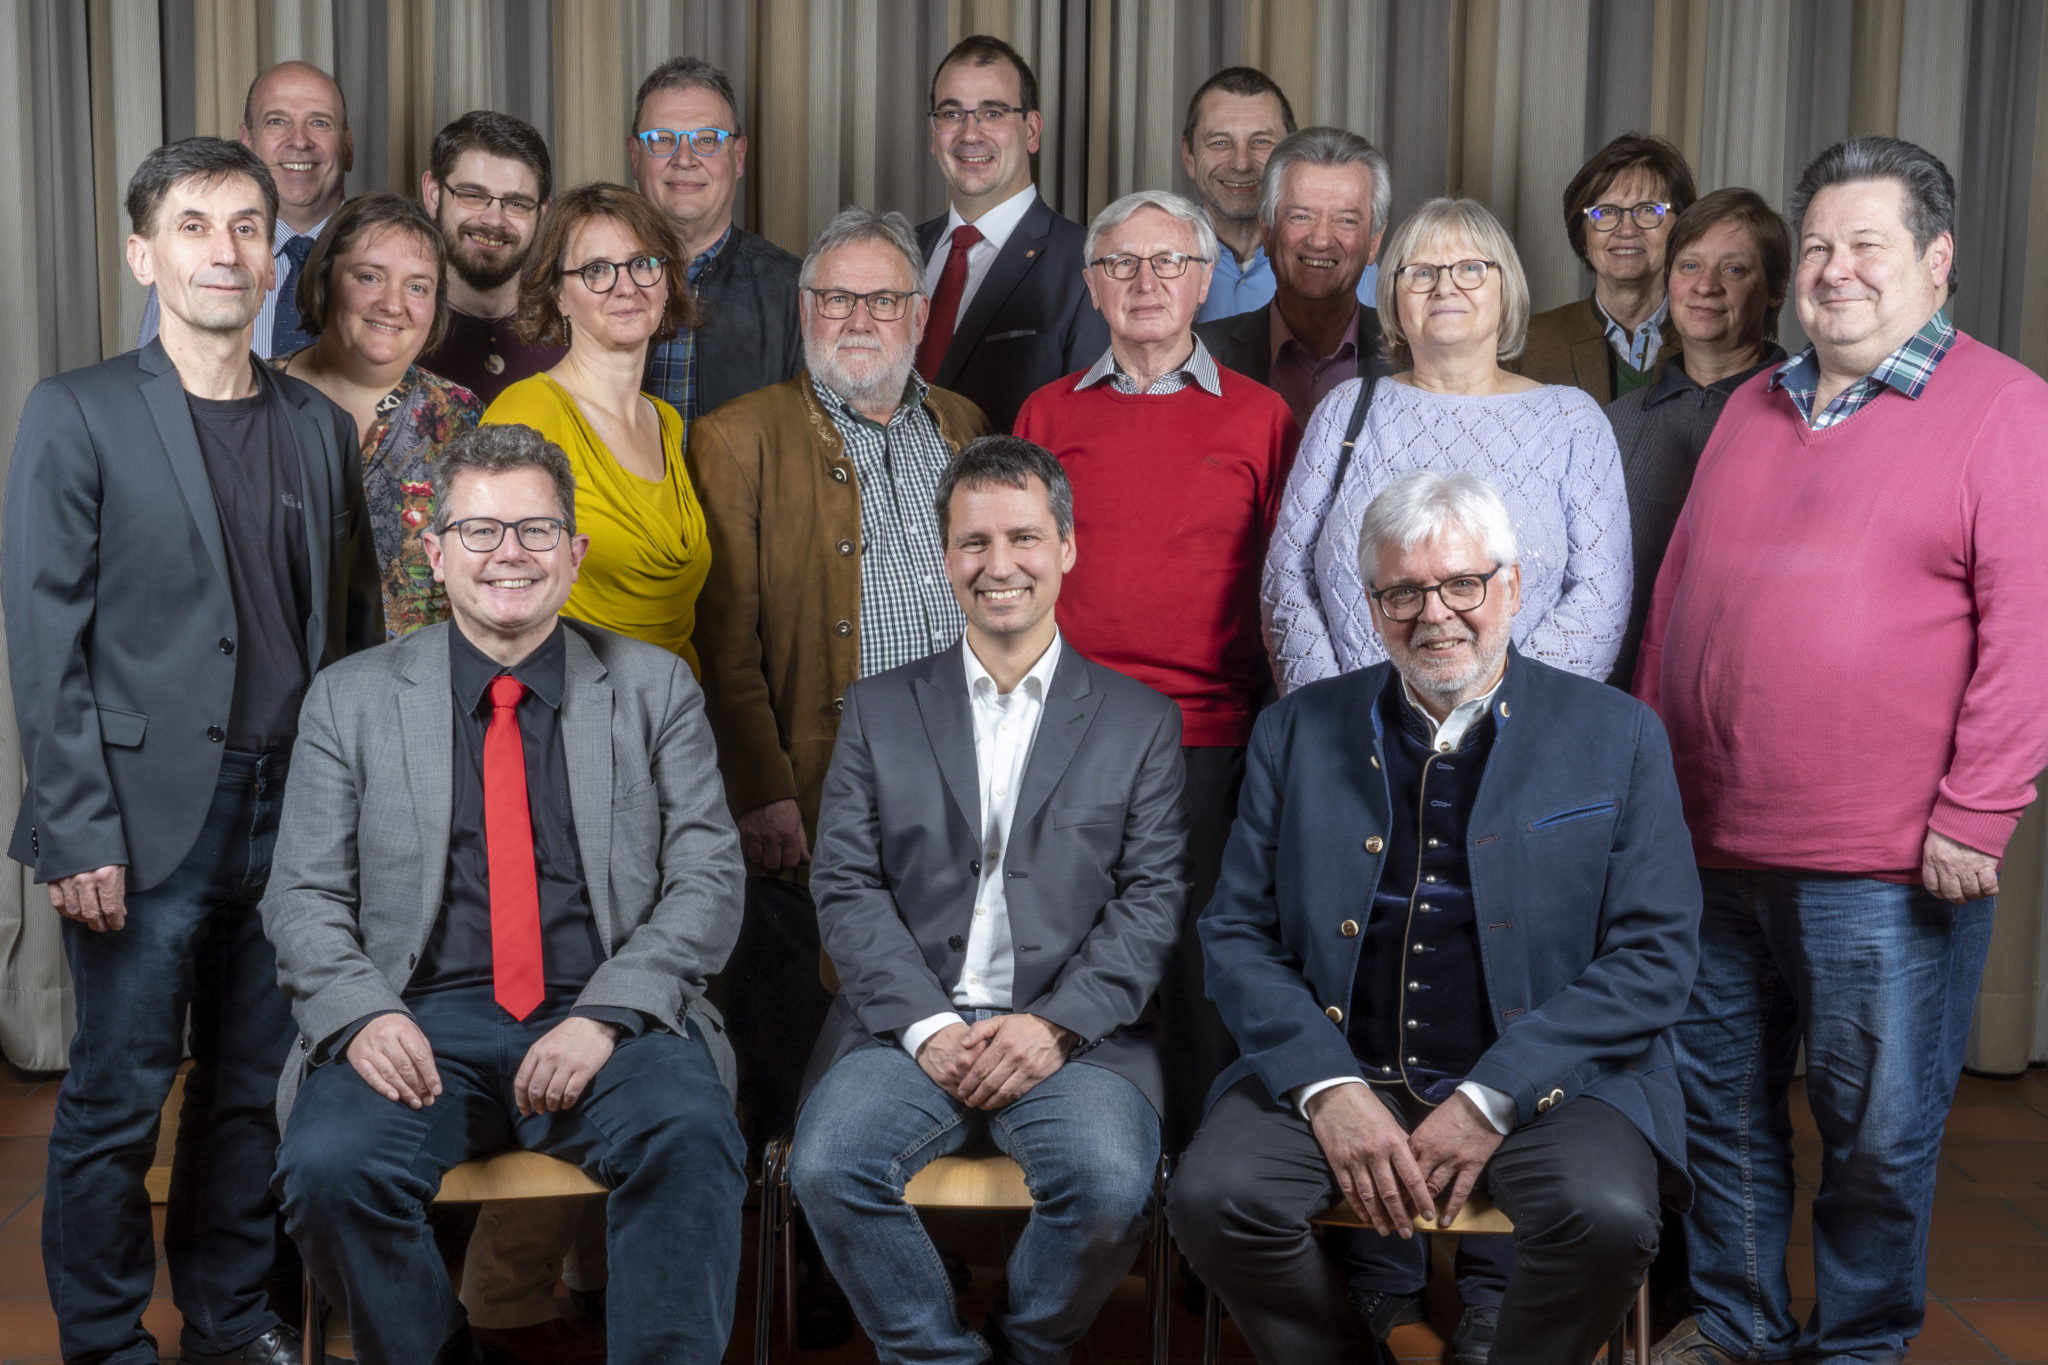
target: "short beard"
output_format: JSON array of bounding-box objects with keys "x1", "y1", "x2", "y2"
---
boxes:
[
  {"x1": 805, "y1": 331, "x2": 915, "y2": 414},
  {"x1": 1391, "y1": 620, "x2": 1511, "y2": 709},
  {"x1": 439, "y1": 214, "x2": 531, "y2": 294}
]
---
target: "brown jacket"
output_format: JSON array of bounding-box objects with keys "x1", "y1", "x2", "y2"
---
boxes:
[
  {"x1": 1513, "y1": 294, "x2": 1681, "y2": 405},
  {"x1": 687, "y1": 372, "x2": 992, "y2": 878}
]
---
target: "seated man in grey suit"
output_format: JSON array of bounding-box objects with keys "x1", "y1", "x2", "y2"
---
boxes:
[
  {"x1": 262, "y1": 425, "x2": 748, "y2": 1365},
  {"x1": 790, "y1": 436, "x2": 1189, "y2": 1363},
  {"x1": 1194, "y1": 126, "x2": 1393, "y2": 427}
]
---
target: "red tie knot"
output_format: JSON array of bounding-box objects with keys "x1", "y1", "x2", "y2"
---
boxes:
[
  {"x1": 489, "y1": 675, "x2": 527, "y2": 712},
  {"x1": 952, "y1": 223, "x2": 984, "y2": 251}
]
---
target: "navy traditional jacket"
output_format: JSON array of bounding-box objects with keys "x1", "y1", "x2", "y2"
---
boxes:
[{"x1": 1199, "y1": 647, "x2": 1702, "y2": 1205}]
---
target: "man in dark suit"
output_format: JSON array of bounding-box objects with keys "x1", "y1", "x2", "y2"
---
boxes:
[
  {"x1": 264, "y1": 425, "x2": 748, "y2": 1365},
  {"x1": 915, "y1": 35, "x2": 1108, "y2": 432},
  {"x1": 1168, "y1": 470, "x2": 1700, "y2": 1365},
  {"x1": 2, "y1": 137, "x2": 379, "y2": 1365},
  {"x1": 1195, "y1": 126, "x2": 1394, "y2": 426},
  {"x1": 790, "y1": 436, "x2": 1188, "y2": 1363}
]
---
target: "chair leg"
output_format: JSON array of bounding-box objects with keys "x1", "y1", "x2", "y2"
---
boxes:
[
  {"x1": 1148, "y1": 1155, "x2": 1170, "y2": 1365},
  {"x1": 301, "y1": 1267, "x2": 326, "y2": 1365},
  {"x1": 1201, "y1": 1284, "x2": 1221, "y2": 1365},
  {"x1": 754, "y1": 1138, "x2": 783, "y2": 1365},
  {"x1": 779, "y1": 1151, "x2": 798, "y2": 1362},
  {"x1": 1633, "y1": 1279, "x2": 1652, "y2": 1362}
]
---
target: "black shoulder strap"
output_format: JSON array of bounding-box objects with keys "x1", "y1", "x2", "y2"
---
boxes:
[{"x1": 1330, "y1": 372, "x2": 1381, "y2": 498}]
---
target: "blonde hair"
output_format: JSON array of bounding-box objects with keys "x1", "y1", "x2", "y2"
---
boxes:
[{"x1": 1375, "y1": 197, "x2": 1531, "y2": 369}]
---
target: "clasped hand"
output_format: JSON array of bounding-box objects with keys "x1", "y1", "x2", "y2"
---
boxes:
[
  {"x1": 915, "y1": 1014, "x2": 1076, "y2": 1110},
  {"x1": 1305, "y1": 1083, "x2": 1503, "y2": 1238},
  {"x1": 347, "y1": 1013, "x2": 619, "y2": 1115}
]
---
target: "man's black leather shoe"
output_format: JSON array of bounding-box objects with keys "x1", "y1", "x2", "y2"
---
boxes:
[
  {"x1": 1346, "y1": 1285, "x2": 1427, "y2": 1340},
  {"x1": 1450, "y1": 1304, "x2": 1499, "y2": 1365},
  {"x1": 182, "y1": 1323, "x2": 352, "y2": 1365}
]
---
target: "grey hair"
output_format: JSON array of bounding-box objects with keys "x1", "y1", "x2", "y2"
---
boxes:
[
  {"x1": 1789, "y1": 135, "x2": 1958, "y2": 283},
  {"x1": 933, "y1": 435, "x2": 1076, "y2": 541},
  {"x1": 1258, "y1": 126, "x2": 1393, "y2": 242},
  {"x1": 1083, "y1": 189, "x2": 1219, "y2": 266},
  {"x1": 1374, "y1": 197, "x2": 1531, "y2": 367},
  {"x1": 632, "y1": 56, "x2": 743, "y2": 138},
  {"x1": 433, "y1": 423, "x2": 578, "y2": 534},
  {"x1": 1356, "y1": 470, "x2": 1519, "y2": 580},
  {"x1": 799, "y1": 207, "x2": 927, "y2": 295}
]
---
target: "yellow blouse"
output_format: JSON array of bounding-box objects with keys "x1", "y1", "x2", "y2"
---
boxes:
[{"x1": 483, "y1": 374, "x2": 711, "y2": 673}]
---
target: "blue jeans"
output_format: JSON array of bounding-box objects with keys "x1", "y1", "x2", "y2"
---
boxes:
[
  {"x1": 1678, "y1": 870, "x2": 1994, "y2": 1364},
  {"x1": 275, "y1": 987, "x2": 746, "y2": 1365},
  {"x1": 790, "y1": 1032, "x2": 1161, "y2": 1365},
  {"x1": 43, "y1": 750, "x2": 297, "y2": 1365}
]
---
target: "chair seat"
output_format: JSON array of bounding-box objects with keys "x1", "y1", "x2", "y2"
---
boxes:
[
  {"x1": 433, "y1": 1150, "x2": 608, "y2": 1202},
  {"x1": 902, "y1": 1154, "x2": 1034, "y2": 1210},
  {"x1": 1311, "y1": 1191, "x2": 1515, "y2": 1235}
]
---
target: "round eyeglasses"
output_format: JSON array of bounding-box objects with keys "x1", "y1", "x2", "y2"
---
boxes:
[
  {"x1": 1088, "y1": 252, "x2": 1206, "y2": 281},
  {"x1": 567, "y1": 255, "x2": 665, "y2": 295},
  {"x1": 805, "y1": 287, "x2": 918, "y2": 321},
  {"x1": 1395, "y1": 260, "x2": 1498, "y2": 293},
  {"x1": 1369, "y1": 566, "x2": 1503, "y2": 621},
  {"x1": 1584, "y1": 201, "x2": 1672, "y2": 232},
  {"x1": 437, "y1": 516, "x2": 567, "y2": 554},
  {"x1": 636, "y1": 127, "x2": 734, "y2": 158}
]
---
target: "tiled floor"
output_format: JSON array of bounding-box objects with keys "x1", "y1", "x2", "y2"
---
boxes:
[{"x1": 0, "y1": 1063, "x2": 2043, "y2": 1363}]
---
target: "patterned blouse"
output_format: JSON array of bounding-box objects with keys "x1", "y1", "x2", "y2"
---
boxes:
[{"x1": 273, "y1": 357, "x2": 484, "y2": 637}]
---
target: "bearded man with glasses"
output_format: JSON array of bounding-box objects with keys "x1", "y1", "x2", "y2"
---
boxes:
[{"x1": 1170, "y1": 468, "x2": 1700, "y2": 1365}]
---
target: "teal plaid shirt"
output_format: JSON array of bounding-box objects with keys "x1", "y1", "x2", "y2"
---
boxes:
[
  {"x1": 1770, "y1": 308, "x2": 1956, "y2": 429},
  {"x1": 644, "y1": 226, "x2": 734, "y2": 423}
]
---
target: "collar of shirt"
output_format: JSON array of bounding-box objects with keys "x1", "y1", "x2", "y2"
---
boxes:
[
  {"x1": 964, "y1": 630, "x2": 1063, "y2": 703},
  {"x1": 688, "y1": 225, "x2": 734, "y2": 285},
  {"x1": 275, "y1": 214, "x2": 332, "y2": 256},
  {"x1": 815, "y1": 367, "x2": 934, "y2": 431},
  {"x1": 1399, "y1": 670, "x2": 1505, "y2": 753},
  {"x1": 449, "y1": 619, "x2": 566, "y2": 716},
  {"x1": 1269, "y1": 301, "x2": 1360, "y2": 369},
  {"x1": 1642, "y1": 343, "x2": 1788, "y2": 409},
  {"x1": 1211, "y1": 243, "x2": 1272, "y2": 291},
  {"x1": 1073, "y1": 334, "x2": 1225, "y2": 396},
  {"x1": 1596, "y1": 294, "x2": 1669, "y2": 371},
  {"x1": 943, "y1": 183, "x2": 1038, "y2": 257},
  {"x1": 1769, "y1": 308, "x2": 1955, "y2": 424}
]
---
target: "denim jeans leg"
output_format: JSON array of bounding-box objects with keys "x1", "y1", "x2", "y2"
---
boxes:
[
  {"x1": 985, "y1": 1061, "x2": 1160, "y2": 1365},
  {"x1": 791, "y1": 1044, "x2": 982, "y2": 1365},
  {"x1": 1677, "y1": 870, "x2": 1804, "y2": 1361},
  {"x1": 1776, "y1": 875, "x2": 1994, "y2": 1363}
]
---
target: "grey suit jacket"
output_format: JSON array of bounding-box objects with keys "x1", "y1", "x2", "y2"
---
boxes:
[
  {"x1": 802, "y1": 640, "x2": 1189, "y2": 1113},
  {"x1": 3, "y1": 340, "x2": 382, "y2": 890},
  {"x1": 260, "y1": 619, "x2": 746, "y2": 1125}
]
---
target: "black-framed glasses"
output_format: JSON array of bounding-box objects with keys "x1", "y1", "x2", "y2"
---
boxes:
[
  {"x1": 436, "y1": 516, "x2": 568, "y2": 554},
  {"x1": 1584, "y1": 201, "x2": 1672, "y2": 232},
  {"x1": 1369, "y1": 566, "x2": 1503, "y2": 621},
  {"x1": 1088, "y1": 252, "x2": 1207, "y2": 281},
  {"x1": 928, "y1": 105, "x2": 1028, "y2": 128},
  {"x1": 1396, "y1": 259, "x2": 1499, "y2": 293},
  {"x1": 440, "y1": 182, "x2": 540, "y2": 218},
  {"x1": 636, "y1": 127, "x2": 735, "y2": 158},
  {"x1": 568, "y1": 255, "x2": 665, "y2": 294},
  {"x1": 806, "y1": 287, "x2": 918, "y2": 321}
]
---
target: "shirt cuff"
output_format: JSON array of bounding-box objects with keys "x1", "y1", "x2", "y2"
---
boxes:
[
  {"x1": 900, "y1": 1011, "x2": 964, "y2": 1062},
  {"x1": 570, "y1": 1006, "x2": 649, "y2": 1038},
  {"x1": 1293, "y1": 1075, "x2": 1367, "y2": 1120},
  {"x1": 1456, "y1": 1080, "x2": 1516, "y2": 1135}
]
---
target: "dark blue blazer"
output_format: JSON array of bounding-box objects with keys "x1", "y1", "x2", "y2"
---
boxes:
[
  {"x1": 917, "y1": 193, "x2": 1109, "y2": 434},
  {"x1": 1199, "y1": 648, "x2": 1701, "y2": 1204}
]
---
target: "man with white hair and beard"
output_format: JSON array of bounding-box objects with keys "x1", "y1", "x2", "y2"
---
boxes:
[
  {"x1": 1168, "y1": 470, "x2": 1701, "y2": 1365},
  {"x1": 687, "y1": 210, "x2": 991, "y2": 1283}
]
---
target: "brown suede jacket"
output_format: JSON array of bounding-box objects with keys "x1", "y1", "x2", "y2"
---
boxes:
[
  {"x1": 1514, "y1": 294, "x2": 1681, "y2": 405},
  {"x1": 687, "y1": 371, "x2": 991, "y2": 879}
]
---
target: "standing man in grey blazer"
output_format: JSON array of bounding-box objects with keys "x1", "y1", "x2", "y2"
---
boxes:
[
  {"x1": 262, "y1": 425, "x2": 748, "y2": 1365},
  {"x1": 790, "y1": 436, "x2": 1188, "y2": 1364},
  {"x1": 3, "y1": 137, "x2": 380, "y2": 1365}
]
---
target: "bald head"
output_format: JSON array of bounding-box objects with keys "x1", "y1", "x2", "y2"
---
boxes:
[{"x1": 240, "y1": 61, "x2": 353, "y2": 232}]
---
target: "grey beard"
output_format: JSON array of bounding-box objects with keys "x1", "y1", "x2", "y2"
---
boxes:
[{"x1": 806, "y1": 337, "x2": 913, "y2": 413}]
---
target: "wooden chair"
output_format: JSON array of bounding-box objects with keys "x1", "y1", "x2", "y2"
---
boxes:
[
  {"x1": 755, "y1": 1139, "x2": 1172, "y2": 1365},
  {"x1": 1198, "y1": 1193, "x2": 1652, "y2": 1364}
]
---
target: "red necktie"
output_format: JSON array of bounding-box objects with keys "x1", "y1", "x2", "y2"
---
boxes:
[
  {"x1": 916, "y1": 223, "x2": 983, "y2": 381},
  {"x1": 484, "y1": 675, "x2": 545, "y2": 1021}
]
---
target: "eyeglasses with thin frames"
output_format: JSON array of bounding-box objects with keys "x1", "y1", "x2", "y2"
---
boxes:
[
  {"x1": 1088, "y1": 252, "x2": 1207, "y2": 281},
  {"x1": 1395, "y1": 259, "x2": 1499, "y2": 293},
  {"x1": 928, "y1": 106, "x2": 1027, "y2": 127},
  {"x1": 436, "y1": 516, "x2": 568, "y2": 554},
  {"x1": 636, "y1": 127, "x2": 735, "y2": 158},
  {"x1": 1369, "y1": 565, "x2": 1504, "y2": 621},
  {"x1": 1584, "y1": 201, "x2": 1672, "y2": 232},
  {"x1": 440, "y1": 182, "x2": 540, "y2": 218},
  {"x1": 805, "y1": 288, "x2": 919, "y2": 321},
  {"x1": 567, "y1": 255, "x2": 666, "y2": 295}
]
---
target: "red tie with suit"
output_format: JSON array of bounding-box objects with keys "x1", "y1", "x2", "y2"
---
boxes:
[
  {"x1": 916, "y1": 222, "x2": 984, "y2": 381},
  {"x1": 484, "y1": 675, "x2": 546, "y2": 1021}
]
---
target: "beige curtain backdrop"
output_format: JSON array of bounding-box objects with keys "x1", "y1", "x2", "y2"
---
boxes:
[{"x1": 2, "y1": 0, "x2": 2045, "y2": 1070}]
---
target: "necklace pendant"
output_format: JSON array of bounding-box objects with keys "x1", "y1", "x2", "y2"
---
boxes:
[{"x1": 485, "y1": 353, "x2": 506, "y2": 376}]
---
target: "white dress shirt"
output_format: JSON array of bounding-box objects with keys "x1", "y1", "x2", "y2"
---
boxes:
[
  {"x1": 900, "y1": 633, "x2": 1065, "y2": 1060},
  {"x1": 922, "y1": 183, "x2": 1040, "y2": 322},
  {"x1": 1293, "y1": 673, "x2": 1517, "y2": 1135},
  {"x1": 137, "y1": 212, "x2": 333, "y2": 359}
]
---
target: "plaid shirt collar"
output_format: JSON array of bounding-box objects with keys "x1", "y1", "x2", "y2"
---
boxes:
[
  {"x1": 1770, "y1": 308, "x2": 1956, "y2": 427},
  {"x1": 688, "y1": 225, "x2": 733, "y2": 284},
  {"x1": 1074, "y1": 335, "x2": 1224, "y2": 396},
  {"x1": 813, "y1": 367, "x2": 934, "y2": 430}
]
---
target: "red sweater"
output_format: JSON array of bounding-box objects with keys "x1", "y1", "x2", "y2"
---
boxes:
[
  {"x1": 1635, "y1": 333, "x2": 2048, "y2": 879},
  {"x1": 1015, "y1": 368, "x2": 1299, "y2": 747}
]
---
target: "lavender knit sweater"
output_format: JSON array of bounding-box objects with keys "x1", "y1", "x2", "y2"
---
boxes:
[{"x1": 1262, "y1": 377, "x2": 1631, "y2": 693}]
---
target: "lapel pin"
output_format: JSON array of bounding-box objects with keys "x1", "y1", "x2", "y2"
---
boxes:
[{"x1": 1026, "y1": 249, "x2": 1037, "y2": 259}]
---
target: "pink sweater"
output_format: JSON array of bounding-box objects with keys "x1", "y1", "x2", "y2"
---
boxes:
[{"x1": 1634, "y1": 333, "x2": 2048, "y2": 880}]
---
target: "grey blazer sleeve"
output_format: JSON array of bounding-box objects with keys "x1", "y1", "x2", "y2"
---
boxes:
[
  {"x1": 1023, "y1": 700, "x2": 1188, "y2": 1045},
  {"x1": 2, "y1": 379, "x2": 125, "y2": 880},
  {"x1": 811, "y1": 683, "x2": 960, "y2": 1036}
]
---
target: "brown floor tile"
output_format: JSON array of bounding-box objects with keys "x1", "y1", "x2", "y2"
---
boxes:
[
  {"x1": 1945, "y1": 1105, "x2": 2048, "y2": 1141},
  {"x1": 1926, "y1": 1242, "x2": 2048, "y2": 1299},
  {"x1": 1793, "y1": 1140, "x2": 1823, "y2": 1187},
  {"x1": 0, "y1": 1240, "x2": 44, "y2": 1293},
  {"x1": 0, "y1": 1197, "x2": 41, "y2": 1243},
  {"x1": 1954, "y1": 1073, "x2": 2039, "y2": 1105},
  {"x1": 140, "y1": 1296, "x2": 182, "y2": 1352},
  {"x1": 1789, "y1": 1189, "x2": 1815, "y2": 1246},
  {"x1": 1915, "y1": 1299, "x2": 2000, "y2": 1358},
  {"x1": 0, "y1": 1139, "x2": 47, "y2": 1185},
  {"x1": 2012, "y1": 1197, "x2": 2048, "y2": 1233},
  {"x1": 0, "y1": 1096, "x2": 57, "y2": 1140},
  {"x1": 1931, "y1": 1197, "x2": 2048, "y2": 1245},
  {"x1": 1935, "y1": 1162, "x2": 2048, "y2": 1200},
  {"x1": 1952, "y1": 1300, "x2": 2048, "y2": 1360},
  {"x1": 0, "y1": 1299, "x2": 59, "y2": 1357},
  {"x1": 1389, "y1": 1320, "x2": 1447, "y2": 1359},
  {"x1": 1787, "y1": 1251, "x2": 1816, "y2": 1299},
  {"x1": 1791, "y1": 1099, "x2": 1821, "y2": 1141},
  {"x1": 1944, "y1": 1143, "x2": 2048, "y2": 1185}
]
